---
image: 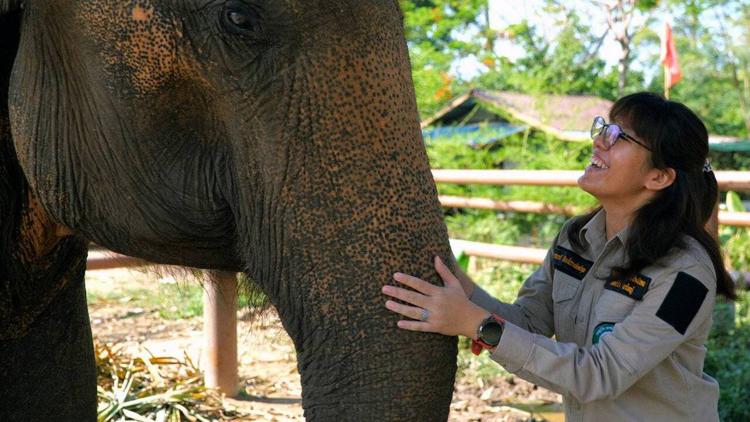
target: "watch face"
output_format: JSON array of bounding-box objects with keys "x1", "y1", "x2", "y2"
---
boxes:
[{"x1": 480, "y1": 321, "x2": 503, "y2": 346}]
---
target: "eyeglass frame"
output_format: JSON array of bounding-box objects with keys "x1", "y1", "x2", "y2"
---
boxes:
[{"x1": 590, "y1": 116, "x2": 652, "y2": 151}]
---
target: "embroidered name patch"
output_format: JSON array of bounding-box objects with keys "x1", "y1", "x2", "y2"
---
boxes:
[
  {"x1": 604, "y1": 273, "x2": 652, "y2": 300},
  {"x1": 656, "y1": 272, "x2": 708, "y2": 335},
  {"x1": 553, "y1": 246, "x2": 593, "y2": 280},
  {"x1": 592, "y1": 322, "x2": 615, "y2": 344}
]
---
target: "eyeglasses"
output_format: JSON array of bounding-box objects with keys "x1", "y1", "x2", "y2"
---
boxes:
[{"x1": 590, "y1": 116, "x2": 651, "y2": 151}]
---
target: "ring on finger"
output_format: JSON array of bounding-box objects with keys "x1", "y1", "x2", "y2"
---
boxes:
[{"x1": 420, "y1": 308, "x2": 430, "y2": 322}]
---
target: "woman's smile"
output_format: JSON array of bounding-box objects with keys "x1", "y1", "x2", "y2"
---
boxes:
[{"x1": 588, "y1": 153, "x2": 609, "y2": 170}]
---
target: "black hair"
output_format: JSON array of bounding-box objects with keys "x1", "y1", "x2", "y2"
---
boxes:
[{"x1": 568, "y1": 92, "x2": 735, "y2": 300}]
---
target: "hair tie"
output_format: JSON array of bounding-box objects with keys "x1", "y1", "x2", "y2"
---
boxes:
[{"x1": 703, "y1": 159, "x2": 713, "y2": 173}]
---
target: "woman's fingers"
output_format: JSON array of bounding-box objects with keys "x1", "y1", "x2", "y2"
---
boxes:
[
  {"x1": 382, "y1": 285, "x2": 428, "y2": 308},
  {"x1": 392, "y1": 272, "x2": 438, "y2": 295},
  {"x1": 385, "y1": 301, "x2": 432, "y2": 332},
  {"x1": 385, "y1": 300, "x2": 426, "y2": 321},
  {"x1": 434, "y1": 256, "x2": 461, "y2": 287},
  {"x1": 395, "y1": 320, "x2": 429, "y2": 332}
]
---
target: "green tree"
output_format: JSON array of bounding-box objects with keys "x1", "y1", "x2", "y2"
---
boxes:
[
  {"x1": 400, "y1": 0, "x2": 487, "y2": 118},
  {"x1": 472, "y1": 13, "x2": 621, "y2": 99}
]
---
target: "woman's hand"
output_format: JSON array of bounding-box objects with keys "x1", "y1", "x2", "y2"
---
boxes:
[{"x1": 382, "y1": 256, "x2": 488, "y2": 338}]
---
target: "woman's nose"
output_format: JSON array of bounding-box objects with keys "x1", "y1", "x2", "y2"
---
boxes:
[{"x1": 592, "y1": 130, "x2": 609, "y2": 151}]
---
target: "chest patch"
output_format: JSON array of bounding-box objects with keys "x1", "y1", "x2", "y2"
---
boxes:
[
  {"x1": 553, "y1": 246, "x2": 593, "y2": 280},
  {"x1": 604, "y1": 273, "x2": 652, "y2": 300}
]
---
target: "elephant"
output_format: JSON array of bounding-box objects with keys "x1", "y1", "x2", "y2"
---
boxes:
[{"x1": 0, "y1": 0, "x2": 458, "y2": 421}]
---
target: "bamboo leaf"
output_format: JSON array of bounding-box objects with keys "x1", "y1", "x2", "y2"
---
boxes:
[{"x1": 727, "y1": 191, "x2": 746, "y2": 213}]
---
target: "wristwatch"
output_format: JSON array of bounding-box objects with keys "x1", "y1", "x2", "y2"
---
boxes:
[{"x1": 471, "y1": 313, "x2": 505, "y2": 355}]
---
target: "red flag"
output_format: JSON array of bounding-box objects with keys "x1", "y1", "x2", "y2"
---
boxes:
[{"x1": 660, "y1": 22, "x2": 682, "y2": 88}]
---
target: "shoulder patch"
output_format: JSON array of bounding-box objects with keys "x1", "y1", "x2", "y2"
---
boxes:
[
  {"x1": 656, "y1": 272, "x2": 708, "y2": 335},
  {"x1": 604, "y1": 273, "x2": 652, "y2": 300},
  {"x1": 553, "y1": 246, "x2": 593, "y2": 280},
  {"x1": 592, "y1": 322, "x2": 615, "y2": 345}
]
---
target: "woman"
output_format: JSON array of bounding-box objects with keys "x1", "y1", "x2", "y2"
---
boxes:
[{"x1": 382, "y1": 92, "x2": 736, "y2": 421}]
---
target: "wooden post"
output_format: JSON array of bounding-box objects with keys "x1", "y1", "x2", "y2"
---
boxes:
[{"x1": 203, "y1": 271, "x2": 239, "y2": 397}]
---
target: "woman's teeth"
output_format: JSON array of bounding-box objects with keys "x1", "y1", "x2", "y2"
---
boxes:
[{"x1": 590, "y1": 156, "x2": 609, "y2": 169}]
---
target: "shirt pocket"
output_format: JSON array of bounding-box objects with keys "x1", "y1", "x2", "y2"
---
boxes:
[
  {"x1": 552, "y1": 271, "x2": 582, "y2": 339},
  {"x1": 552, "y1": 271, "x2": 581, "y2": 303},
  {"x1": 594, "y1": 290, "x2": 637, "y2": 324}
]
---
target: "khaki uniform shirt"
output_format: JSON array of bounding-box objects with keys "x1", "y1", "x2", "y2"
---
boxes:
[{"x1": 470, "y1": 210, "x2": 719, "y2": 421}]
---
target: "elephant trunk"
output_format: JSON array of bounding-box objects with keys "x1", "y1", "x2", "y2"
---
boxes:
[{"x1": 232, "y1": 9, "x2": 458, "y2": 420}]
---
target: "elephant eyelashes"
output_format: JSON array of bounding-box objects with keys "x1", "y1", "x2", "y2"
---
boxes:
[{"x1": 221, "y1": 1, "x2": 262, "y2": 35}]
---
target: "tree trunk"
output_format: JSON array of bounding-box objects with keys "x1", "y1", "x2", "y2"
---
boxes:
[{"x1": 618, "y1": 44, "x2": 630, "y2": 96}]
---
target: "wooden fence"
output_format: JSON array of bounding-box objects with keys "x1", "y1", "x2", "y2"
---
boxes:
[{"x1": 87, "y1": 169, "x2": 750, "y2": 395}]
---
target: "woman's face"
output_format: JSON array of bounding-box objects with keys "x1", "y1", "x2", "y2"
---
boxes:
[{"x1": 577, "y1": 118, "x2": 656, "y2": 207}]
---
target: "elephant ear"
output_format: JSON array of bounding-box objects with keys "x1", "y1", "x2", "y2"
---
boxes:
[{"x1": 0, "y1": 3, "x2": 88, "y2": 340}]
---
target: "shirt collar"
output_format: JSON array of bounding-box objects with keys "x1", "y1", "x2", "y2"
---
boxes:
[
  {"x1": 578, "y1": 209, "x2": 630, "y2": 249},
  {"x1": 579, "y1": 208, "x2": 606, "y2": 247}
]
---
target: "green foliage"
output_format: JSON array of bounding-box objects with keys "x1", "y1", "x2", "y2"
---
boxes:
[
  {"x1": 710, "y1": 150, "x2": 750, "y2": 172},
  {"x1": 400, "y1": 0, "x2": 486, "y2": 117},
  {"x1": 455, "y1": 251, "x2": 470, "y2": 273},
  {"x1": 154, "y1": 283, "x2": 205, "y2": 320},
  {"x1": 719, "y1": 192, "x2": 750, "y2": 271},
  {"x1": 705, "y1": 292, "x2": 750, "y2": 421},
  {"x1": 474, "y1": 16, "x2": 620, "y2": 98},
  {"x1": 428, "y1": 130, "x2": 596, "y2": 247},
  {"x1": 725, "y1": 191, "x2": 745, "y2": 213}
]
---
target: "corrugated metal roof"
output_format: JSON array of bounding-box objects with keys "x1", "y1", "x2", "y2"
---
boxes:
[
  {"x1": 421, "y1": 89, "x2": 614, "y2": 142},
  {"x1": 422, "y1": 122, "x2": 527, "y2": 146},
  {"x1": 422, "y1": 89, "x2": 748, "y2": 149}
]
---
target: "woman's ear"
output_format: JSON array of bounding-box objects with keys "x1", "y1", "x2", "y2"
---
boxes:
[{"x1": 645, "y1": 167, "x2": 677, "y2": 191}]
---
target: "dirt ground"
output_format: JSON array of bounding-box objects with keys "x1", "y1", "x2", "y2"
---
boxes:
[{"x1": 87, "y1": 268, "x2": 562, "y2": 421}]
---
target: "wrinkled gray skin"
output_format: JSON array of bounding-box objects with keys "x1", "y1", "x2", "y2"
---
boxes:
[{"x1": 0, "y1": 0, "x2": 457, "y2": 420}]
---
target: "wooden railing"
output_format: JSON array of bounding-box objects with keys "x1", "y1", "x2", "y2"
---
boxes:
[
  {"x1": 432, "y1": 169, "x2": 750, "y2": 191},
  {"x1": 435, "y1": 170, "x2": 750, "y2": 262}
]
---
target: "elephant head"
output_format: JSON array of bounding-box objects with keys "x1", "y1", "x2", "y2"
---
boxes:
[{"x1": 2, "y1": 0, "x2": 457, "y2": 420}]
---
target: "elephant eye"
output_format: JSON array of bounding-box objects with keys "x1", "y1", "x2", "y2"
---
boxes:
[{"x1": 221, "y1": 1, "x2": 261, "y2": 35}]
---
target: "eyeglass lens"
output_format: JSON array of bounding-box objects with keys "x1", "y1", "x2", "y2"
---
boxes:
[{"x1": 591, "y1": 116, "x2": 619, "y2": 149}]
